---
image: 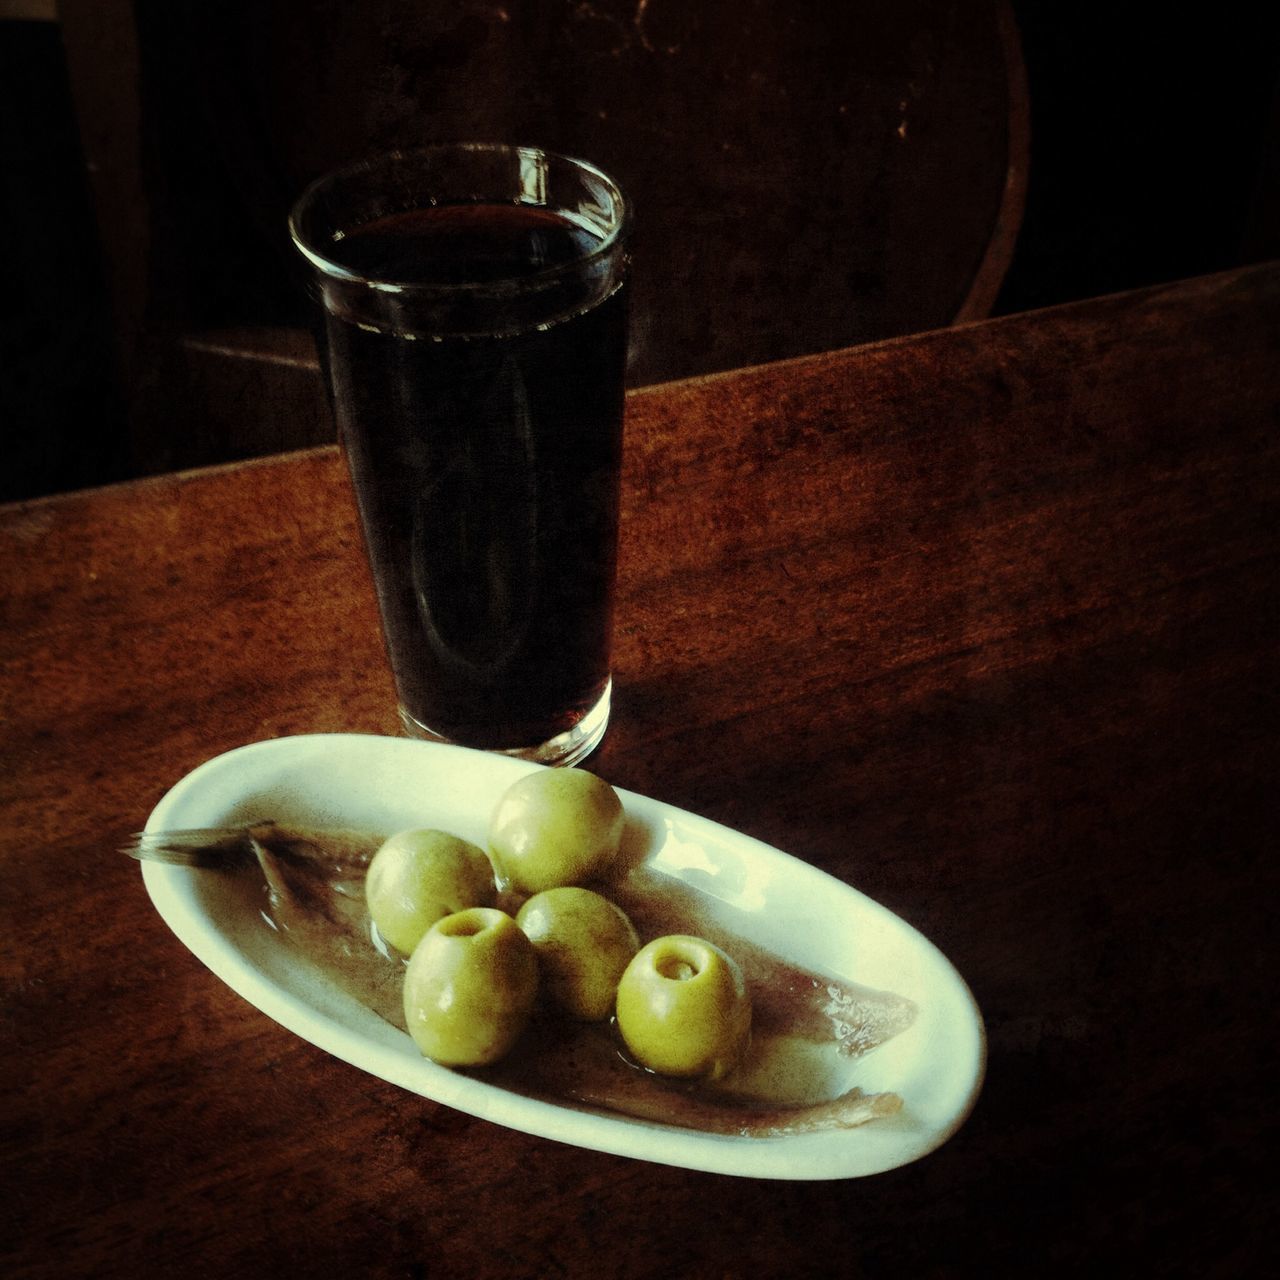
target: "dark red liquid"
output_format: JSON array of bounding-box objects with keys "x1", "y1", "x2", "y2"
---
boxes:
[{"x1": 325, "y1": 203, "x2": 627, "y2": 749}]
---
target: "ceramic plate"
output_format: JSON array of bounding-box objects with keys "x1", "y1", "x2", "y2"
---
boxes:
[{"x1": 140, "y1": 734, "x2": 984, "y2": 1179}]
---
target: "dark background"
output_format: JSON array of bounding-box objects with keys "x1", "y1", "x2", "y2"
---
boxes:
[
  {"x1": 1, "y1": 12, "x2": 128, "y2": 501},
  {"x1": 2, "y1": 1, "x2": 1277, "y2": 503}
]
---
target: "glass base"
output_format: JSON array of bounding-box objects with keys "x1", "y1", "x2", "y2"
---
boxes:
[{"x1": 397, "y1": 679, "x2": 612, "y2": 767}]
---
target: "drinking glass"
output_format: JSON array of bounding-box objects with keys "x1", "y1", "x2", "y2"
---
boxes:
[{"x1": 290, "y1": 144, "x2": 631, "y2": 764}]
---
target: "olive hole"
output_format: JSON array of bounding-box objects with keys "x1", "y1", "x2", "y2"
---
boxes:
[
  {"x1": 657, "y1": 955, "x2": 701, "y2": 982},
  {"x1": 438, "y1": 912, "x2": 489, "y2": 937}
]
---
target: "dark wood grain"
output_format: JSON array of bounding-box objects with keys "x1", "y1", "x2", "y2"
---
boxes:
[{"x1": 2, "y1": 264, "x2": 1277, "y2": 1278}]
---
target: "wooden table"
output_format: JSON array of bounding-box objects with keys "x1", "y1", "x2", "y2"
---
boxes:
[{"x1": 3, "y1": 263, "x2": 1277, "y2": 1278}]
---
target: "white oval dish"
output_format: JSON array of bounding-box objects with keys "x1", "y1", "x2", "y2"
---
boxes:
[{"x1": 140, "y1": 733, "x2": 985, "y2": 1180}]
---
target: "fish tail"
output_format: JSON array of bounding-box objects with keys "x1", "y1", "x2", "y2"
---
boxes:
[{"x1": 121, "y1": 828, "x2": 258, "y2": 868}]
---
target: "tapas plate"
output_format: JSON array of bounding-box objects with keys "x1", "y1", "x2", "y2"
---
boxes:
[{"x1": 140, "y1": 734, "x2": 984, "y2": 1178}]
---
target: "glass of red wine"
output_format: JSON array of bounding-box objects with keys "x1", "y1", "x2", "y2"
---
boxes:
[{"x1": 291, "y1": 144, "x2": 631, "y2": 765}]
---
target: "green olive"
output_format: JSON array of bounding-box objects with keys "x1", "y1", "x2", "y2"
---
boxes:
[
  {"x1": 615, "y1": 935, "x2": 752, "y2": 1080},
  {"x1": 516, "y1": 887, "x2": 640, "y2": 1021},
  {"x1": 365, "y1": 828, "x2": 496, "y2": 955},
  {"x1": 402, "y1": 908, "x2": 538, "y2": 1067},
  {"x1": 488, "y1": 768, "x2": 624, "y2": 894}
]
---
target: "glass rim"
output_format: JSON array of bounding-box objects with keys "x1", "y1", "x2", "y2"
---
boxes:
[{"x1": 288, "y1": 142, "x2": 631, "y2": 298}]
